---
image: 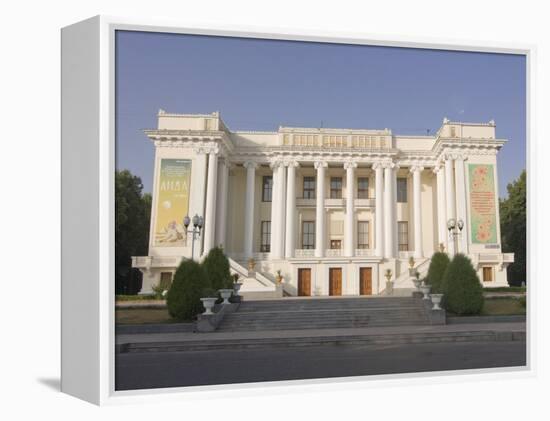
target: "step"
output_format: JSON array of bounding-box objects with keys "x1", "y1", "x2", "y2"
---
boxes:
[{"x1": 119, "y1": 330, "x2": 526, "y2": 353}]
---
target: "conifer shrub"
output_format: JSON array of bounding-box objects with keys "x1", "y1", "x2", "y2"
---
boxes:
[
  {"x1": 442, "y1": 253, "x2": 484, "y2": 315},
  {"x1": 167, "y1": 259, "x2": 206, "y2": 321},
  {"x1": 202, "y1": 246, "x2": 233, "y2": 291},
  {"x1": 425, "y1": 252, "x2": 451, "y2": 294}
]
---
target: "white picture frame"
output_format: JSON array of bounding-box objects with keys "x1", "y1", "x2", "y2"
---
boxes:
[{"x1": 61, "y1": 15, "x2": 534, "y2": 405}]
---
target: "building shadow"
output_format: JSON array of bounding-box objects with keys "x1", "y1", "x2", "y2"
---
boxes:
[{"x1": 37, "y1": 377, "x2": 60, "y2": 392}]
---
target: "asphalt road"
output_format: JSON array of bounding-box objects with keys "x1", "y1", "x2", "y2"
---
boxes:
[{"x1": 115, "y1": 341, "x2": 526, "y2": 391}]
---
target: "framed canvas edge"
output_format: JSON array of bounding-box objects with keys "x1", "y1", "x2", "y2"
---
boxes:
[{"x1": 85, "y1": 15, "x2": 535, "y2": 405}]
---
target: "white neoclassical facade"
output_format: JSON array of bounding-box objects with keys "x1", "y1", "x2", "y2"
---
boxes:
[{"x1": 133, "y1": 110, "x2": 514, "y2": 296}]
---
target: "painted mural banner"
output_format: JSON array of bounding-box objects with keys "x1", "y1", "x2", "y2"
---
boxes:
[
  {"x1": 154, "y1": 159, "x2": 192, "y2": 247},
  {"x1": 469, "y1": 164, "x2": 497, "y2": 244}
]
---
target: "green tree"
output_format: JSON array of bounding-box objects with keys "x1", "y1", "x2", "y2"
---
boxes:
[
  {"x1": 499, "y1": 170, "x2": 526, "y2": 286},
  {"x1": 115, "y1": 170, "x2": 151, "y2": 294},
  {"x1": 167, "y1": 259, "x2": 206, "y2": 320},
  {"x1": 425, "y1": 252, "x2": 450, "y2": 294},
  {"x1": 442, "y1": 253, "x2": 484, "y2": 315},
  {"x1": 202, "y1": 246, "x2": 233, "y2": 291}
]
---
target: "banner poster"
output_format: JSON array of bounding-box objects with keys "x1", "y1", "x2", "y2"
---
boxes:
[
  {"x1": 468, "y1": 164, "x2": 497, "y2": 244},
  {"x1": 154, "y1": 159, "x2": 192, "y2": 247}
]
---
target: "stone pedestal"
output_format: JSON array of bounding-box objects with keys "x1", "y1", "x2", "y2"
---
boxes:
[{"x1": 429, "y1": 309, "x2": 446, "y2": 325}]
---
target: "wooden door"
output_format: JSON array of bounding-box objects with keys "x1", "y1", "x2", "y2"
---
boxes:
[
  {"x1": 329, "y1": 268, "x2": 342, "y2": 296},
  {"x1": 298, "y1": 268, "x2": 311, "y2": 296},
  {"x1": 483, "y1": 267, "x2": 493, "y2": 283},
  {"x1": 359, "y1": 267, "x2": 372, "y2": 295}
]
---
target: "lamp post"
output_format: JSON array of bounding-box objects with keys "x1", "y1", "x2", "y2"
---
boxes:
[
  {"x1": 447, "y1": 218, "x2": 464, "y2": 255},
  {"x1": 183, "y1": 214, "x2": 204, "y2": 260}
]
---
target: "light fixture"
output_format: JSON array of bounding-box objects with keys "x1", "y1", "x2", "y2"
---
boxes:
[
  {"x1": 447, "y1": 218, "x2": 456, "y2": 231},
  {"x1": 183, "y1": 215, "x2": 191, "y2": 229}
]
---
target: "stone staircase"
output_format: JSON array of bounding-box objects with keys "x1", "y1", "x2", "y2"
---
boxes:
[
  {"x1": 217, "y1": 297, "x2": 430, "y2": 332},
  {"x1": 228, "y1": 258, "x2": 283, "y2": 299}
]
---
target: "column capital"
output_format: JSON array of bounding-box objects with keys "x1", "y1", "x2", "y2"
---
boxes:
[
  {"x1": 204, "y1": 145, "x2": 220, "y2": 155},
  {"x1": 314, "y1": 160, "x2": 328, "y2": 169},
  {"x1": 453, "y1": 153, "x2": 467, "y2": 162},
  {"x1": 284, "y1": 160, "x2": 300, "y2": 168},
  {"x1": 381, "y1": 160, "x2": 398, "y2": 170},
  {"x1": 243, "y1": 161, "x2": 259, "y2": 170},
  {"x1": 269, "y1": 159, "x2": 284, "y2": 170},
  {"x1": 343, "y1": 161, "x2": 358, "y2": 170},
  {"x1": 410, "y1": 165, "x2": 425, "y2": 173},
  {"x1": 432, "y1": 162, "x2": 444, "y2": 173},
  {"x1": 194, "y1": 146, "x2": 207, "y2": 155},
  {"x1": 372, "y1": 162, "x2": 384, "y2": 171}
]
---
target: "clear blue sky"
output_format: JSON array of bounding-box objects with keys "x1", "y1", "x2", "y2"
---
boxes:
[{"x1": 115, "y1": 30, "x2": 526, "y2": 198}]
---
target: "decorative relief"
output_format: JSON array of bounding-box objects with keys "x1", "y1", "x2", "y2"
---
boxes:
[{"x1": 314, "y1": 161, "x2": 328, "y2": 169}]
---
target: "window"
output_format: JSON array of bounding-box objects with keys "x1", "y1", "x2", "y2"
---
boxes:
[
  {"x1": 397, "y1": 221, "x2": 409, "y2": 251},
  {"x1": 260, "y1": 221, "x2": 271, "y2": 252},
  {"x1": 483, "y1": 267, "x2": 493, "y2": 283},
  {"x1": 330, "y1": 177, "x2": 343, "y2": 199},
  {"x1": 357, "y1": 221, "x2": 370, "y2": 249},
  {"x1": 357, "y1": 177, "x2": 369, "y2": 199},
  {"x1": 302, "y1": 221, "x2": 315, "y2": 249},
  {"x1": 330, "y1": 240, "x2": 341, "y2": 249},
  {"x1": 262, "y1": 176, "x2": 272, "y2": 202},
  {"x1": 397, "y1": 177, "x2": 408, "y2": 202},
  {"x1": 303, "y1": 176, "x2": 316, "y2": 199}
]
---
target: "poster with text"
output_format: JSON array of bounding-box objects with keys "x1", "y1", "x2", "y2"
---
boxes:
[
  {"x1": 469, "y1": 164, "x2": 497, "y2": 244},
  {"x1": 154, "y1": 159, "x2": 191, "y2": 247}
]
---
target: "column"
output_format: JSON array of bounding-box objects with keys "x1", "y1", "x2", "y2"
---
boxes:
[
  {"x1": 203, "y1": 148, "x2": 219, "y2": 254},
  {"x1": 383, "y1": 162, "x2": 395, "y2": 258},
  {"x1": 454, "y1": 155, "x2": 468, "y2": 254},
  {"x1": 373, "y1": 163, "x2": 384, "y2": 257},
  {"x1": 411, "y1": 165, "x2": 424, "y2": 258},
  {"x1": 285, "y1": 161, "x2": 299, "y2": 258},
  {"x1": 434, "y1": 164, "x2": 447, "y2": 251},
  {"x1": 314, "y1": 161, "x2": 327, "y2": 258},
  {"x1": 243, "y1": 161, "x2": 258, "y2": 259},
  {"x1": 344, "y1": 161, "x2": 357, "y2": 257},
  {"x1": 190, "y1": 148, "x2": 207, "y2": 256},
  {"x1": 276, "y1": 162, "x2": 287, "y2": 258},
  {"x1": 269, "y1": 160, "x2": 286, "y2": 259},
  {"x1": 269, "y1": 161, "x2": 279, "y2": 259},
  {"x1": 215, "y1": 159, "x2": 230, "y2": 249},
  {"x1": 444, "y1": 155, "x2": 456, "y2": 255}
]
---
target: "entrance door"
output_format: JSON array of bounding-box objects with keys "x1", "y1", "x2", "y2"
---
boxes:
[
  {"x1": 298, "y1": 268, "x2": 311, "y2": 296},
  {"x1": 483, "y1": 267, "x2": 493, "y2": 283},
  {"x1": 359, "y1": 267, "x2": 372, "y2": 295},
  {"x1": 329, "y1": 268, "x2": 342, "y2": 296}
]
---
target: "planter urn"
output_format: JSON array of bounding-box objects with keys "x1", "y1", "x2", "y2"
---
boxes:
[
  {"x1": 430, "y1": 293, "x2": 443, "y2": 310},
  {"x1": 200, "y1": 297, "x2": 217, "y2": 315},
  {"x1": 218, "y1": 289, "x2": 233, "y2": 305},
  {"x1": 419, "y1": 284, "x2": 431, "y2": 300},
  {"x1": 412, "y1": 278, "x2": 422, "y2": 292}
]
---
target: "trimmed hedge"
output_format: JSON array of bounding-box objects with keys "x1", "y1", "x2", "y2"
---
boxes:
[
  {"x1": 425, "y1": 252, "x2": 450, "y2": 294},
  {"x1": 166, "y1": 259, "x2": 206, "y2": 321},
  {"x1": 442, "y1": 253, "x2": 484, "y2": 315},
  {"x1": 202, "y1": 246, "x2": 233, "y2": 291}
]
